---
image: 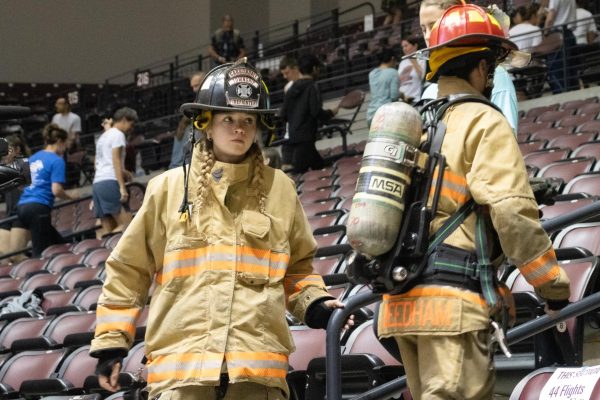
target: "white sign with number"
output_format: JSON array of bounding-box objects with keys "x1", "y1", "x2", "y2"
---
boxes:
[{"x1": 541, "y1": 366, "x2": 600, "y2": 399}]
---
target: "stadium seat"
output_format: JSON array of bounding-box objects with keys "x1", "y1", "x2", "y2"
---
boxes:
[
  {"x1": 557, "y1": 114, "x2": 597, "y2": 130},
  {"x1": 44, "y1": 310, "x2": 96, "y2": 348},
  {"x1": 554, "y1": 222, "x2": 600, "y2": 255},
  {"x1": 509, "y1": 366, "x2": 600, "y2": 399},
  {"x1": 80, "y1": 248, "x2": 111, "y2": 268},
  {"x1": 299, "y1": 178, "x2": 338, "y2": 192},
  {"x1": 560, "y1": 98, "x2": 592, "y2": 111},
  {"x1": 578, "y1": 120, "x2": 600, "y2": 134},
  {"x1": 20, "y1": 271, "x2": 61, "y2": 292},
  {"x1": 571, "y1": 140, "x2": 600, "y2": 159},
  {"x1": 9, "y1": 259, "x2": 44, "y2": 279},
  {"x1": 314, "y1": 225, "x2": 345, "y2": 248},
  {"x1": 308, "y1": 214, "x2": 341, "y2": 231},
  {"x1": 577, "y1": 102, "x2": 600, "y2": 116},
  {"x1": 523, "y1": 148, "x2": 571, "y2": 170},
  {"x1": 59, "y1": 265, "x2": 103, "y2": 290},
  {"x1": 302, "y1": 199, "x2": 341, "y2": 216},
  {"x1": 518, "y1": 140, "x2": 548, "y2": 156},
  {"x1": 299, "y1": 187, "x2": 338, "y2": 204},
  {"x1": 539, "y1": 195, "x2": 598, "y2": 222},
  {"x1": 41, "y1": 243, "x2": 73, "y2": 259},
  {"x1": 525, "y1": 104, "x2": 560, "y2": 119},
  {"x1": 300, "y1": 168, "x2": 336, "y2": 182},
  {"x1": 563, "y1": 172, "x2": 600, "y2": 196},
  {"x1": 44, "y1": 253, "x2": 84, "y2": 274},
  {"x1": 517, "y1": 121, "x2": 554, "y2": 137},
  {"x1": 0, "y1": 348, "x2": 66, "y2": 397},
  {"x1": 547, "y1": 132, "x2": 597, "y2": 151},
  {"x1": 102, "y1": 233, "x2": 123, "y2": 250},
  {"x1": 0, "y1": 278, "x2": 22, "y2": 298},
  {"x1": 536, "y1": 109, "x2": 575, "y2": 124},
  {"x1": 71, "y1": 239, "x2": 103, "y2": 254},
  {"x1": 19, "y1": 344, "x2": 98, "y2": 397},
  {"x1": 73, "y1": 285, "x2": 102, "y2": 311},
  {"x1": 0, "y1": 316, "x2": 53, "y2": 353},
  {"x1": 529, "y1": 127, "x2": 574, "y2": 142},
  {"x1": 288, "y1": 326, "x2": 327, "y2": 400},
  {"x1": 537, "y1": 157, "x2": 595, "y2": 183}
]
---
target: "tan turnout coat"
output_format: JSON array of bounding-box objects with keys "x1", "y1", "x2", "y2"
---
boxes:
[
  {"x1": 378, "y1": 77, "x2": 570, "y2": 337},
  {"x1": 90, "y1": 153, "x2": 332, "y2": 398}
]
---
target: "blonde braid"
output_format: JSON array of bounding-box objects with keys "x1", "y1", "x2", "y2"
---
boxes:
[
  {"x1": 196, "y1": 138, "x2": 215, "y2": 211},
  {"x1": 249, "y1": 143, "x2": 267, "y2": 214}
]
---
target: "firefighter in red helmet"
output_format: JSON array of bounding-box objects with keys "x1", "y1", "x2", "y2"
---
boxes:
[{"x1": 377, "y1": 4, "x2": 571, "y2": 399}]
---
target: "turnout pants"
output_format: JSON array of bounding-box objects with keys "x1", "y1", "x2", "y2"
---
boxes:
[
  {"x1": 156, "y1": 383, "x2": 286, "y2": 400},
  {"x1": 394, "y1": 330, "x2": 494, "y2": 400}
]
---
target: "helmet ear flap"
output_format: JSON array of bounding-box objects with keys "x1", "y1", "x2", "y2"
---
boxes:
[
  {"x1": 260, "y1": 114, "x2": 275, "y2": 131},
  {"x1": 193, "y1": 111, "x2": 212, "y2": 131}
]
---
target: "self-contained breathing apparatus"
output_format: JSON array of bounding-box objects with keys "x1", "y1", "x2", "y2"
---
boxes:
[{"x1": 346, "y1": 95, "x2": 503, "y2": 296}]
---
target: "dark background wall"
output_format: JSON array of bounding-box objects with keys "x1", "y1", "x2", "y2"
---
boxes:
[{"x1": 0, "y1": 0, "x2": 379, "y2": 84}]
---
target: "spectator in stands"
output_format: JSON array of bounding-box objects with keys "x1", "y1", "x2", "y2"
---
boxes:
[
  {"x1": 0, "y1": 135, "x2": 30, "y2": 262},
  {"x1": 90, "y1": 60, "x2": 352, "y2": 399},
  {"x1": 278, "y1": 56, "x2": 301, "y2": 168},
  {"x1": 509, "y1": 4, "x2": 543, "y2": 51},
  {"x1": 382, "y1": 0, "x2": 405, "y2": 26},
  {"x1": 573, "y1": 0, "x2": 599, "y2": 45},
  {"x1": 52, "y1": 97, "x2": 82, "y2": 153},
  {"x1": 398, "y1": 36, "x2": 426, "y2": 103},
  {"x1": 378, "y1": 5, "x2": 571, "y2": 399},
  {"x1": 366, "y1": 48, "x2": 399, "y2": 127},
  {"x1": 420, "y1": 0, "x2": 519, "y2": 134},
  {"x1": 92, "y1": 107, "x2": 136, "y2": 237},
  {"x1": 279, "y1": 55, "x2": 301, "y2": 94},
  {"x1": 16, "y1": 124, "x2": 78, "y2": 258},
  {"x1": 280, "y1": 53, "x2": 339, "y2": 173},
  {"x1": 208, "y1": 14, "x2": 246, "y2": 67},
  {"x1": 169, "y1": 71, "x2": 205, "y2": 170},
  {"x1": 544, "y1": 0, "x2": 579, "y2": 92}
]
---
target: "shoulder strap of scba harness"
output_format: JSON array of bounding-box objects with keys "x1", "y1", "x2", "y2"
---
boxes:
[{"x1": 420, "y1": 94, "x2": 502, "y2": 309}]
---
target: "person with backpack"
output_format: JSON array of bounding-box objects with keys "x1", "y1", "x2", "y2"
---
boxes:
[
  {"x1": 89, "y1": 60, "x2": 353, "y2": 400},
  {"x1": 377, "y1": 4, "x2": 571, "y2": 399}
]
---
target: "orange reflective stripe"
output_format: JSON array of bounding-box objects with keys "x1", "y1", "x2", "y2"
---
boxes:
[
  {"x1": 95, "y1": 305, "x2": 140, "y2": 339},
  {"x1": 158, "y1": 245, "x2": 290, "y2": 284},
  {"x1": 520, "y1": 247, "x2": 561, "y2": 287},
  {"x1": 226, "y1": 351, "x2": 289, "y2": 379},
  {"x1": 147, "y1": 353, "x2": 223, "y2": 383},
  {"x1": 431, "y1": 168, "x2": 470, "y2": 205},
  {"x1": 284, "y1": 274, "x2": 327, "y2": 295},
  {"x1": 383, "y1": 285, "x2": 487, "y2": 307}
]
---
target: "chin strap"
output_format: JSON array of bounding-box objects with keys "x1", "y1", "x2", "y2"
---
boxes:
[{"x1": 178, "y1": 121, "x2": 197, "y2": 222}]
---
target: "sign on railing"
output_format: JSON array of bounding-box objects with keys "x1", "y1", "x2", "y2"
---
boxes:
[{"x1": 136, "y1": 71, "x2": 151, "y2": 87}]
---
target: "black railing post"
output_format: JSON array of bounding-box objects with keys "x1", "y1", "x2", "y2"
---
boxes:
[
  {"x1": 168, "y1": 63, "x2": 175, "y2": 115},
  {"x1": 293, "y1": 19, "x2": 300, "y2": 49},
  {"x1": 331, "y1": 8, "x2": 340, "y2": 38},
  {"x1": 253, "y1": 30, "x2": 260, "y2": 61}
]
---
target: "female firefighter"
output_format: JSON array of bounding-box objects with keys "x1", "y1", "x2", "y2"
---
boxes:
[{"x1": 90, "y1": 59, "x2": 352, "y2": 400}]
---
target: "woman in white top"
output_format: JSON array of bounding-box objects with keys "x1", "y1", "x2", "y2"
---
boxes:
[
  {"x1": 398, "y1": 36, "x2": 426, "y2": 103},
  {"x1": 509, "y1": 4, "x2": 543, "y2": 51},
  {"x1": 92, "y1": 107, "x2": 136, "y2": 235}
]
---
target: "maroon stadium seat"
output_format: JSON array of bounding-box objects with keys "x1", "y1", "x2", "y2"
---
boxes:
[
  {"x1": 557, "y1": 113, "x2": 597, "y2": 130},
  {"x1": 577, "y1": 102, "x2": 600, "y2": 116},
  {"x1": 71, "y1": 238, "x2": 103, "y2": 254},
  {"x1": 525, "y1": 104, "x2": 560, "y2": 119},
  {"x1": 536, "y1": 109, "x2": 575, "y2": 124},
  {"x1": 563, "y1": 173, "x2": 600, "y2": 196},
  {"x1": 518, "y1": 140, "x2": 548, "y2": 156},
  {"x1": 0, "y1": 349, "x2": 66, "y2": 397},
  {"x1": 554, "y1": 222, "x2": 600, "y2": 255},
  {"x1": 529, "y1": 127, "x2": 574, "y2": 142},
  {"x1": 578, "y1": 120, "x2": 600, "y2": 134},
  {"x1": 547, "y1": 132, "x2": 597, "y2": 150},
  {"x1": 571, "y1": 140, "x2": 600, "y2": 159},
  {"x1": 537, "y1": 157, "x2": 595, "y2": 183},
  {"x1": 0, "y1": 316, "x2": 53, "y2": 352},
  {"x1": 10, "y1": 259, "x2": 45, "y2": 279},
  {"x1": 300, "y1": 167, "x2": 335, "y2": 182},
  {"x1": 523, "y1": 148, "x2": 570, "y2": 170},
  {"x1": 539, "y1": 196, "x2": 597, "y2": 221},
  {"x1": 44, "y1": 252, "x2": 84, "y2": 274}
]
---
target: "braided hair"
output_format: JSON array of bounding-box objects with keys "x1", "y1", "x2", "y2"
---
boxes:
[{"x1": 194, "y1": 135, "x2": 268, "y2": 215}]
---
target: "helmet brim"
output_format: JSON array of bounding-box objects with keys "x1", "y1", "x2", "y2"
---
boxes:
[
  {"x1": 412, "y1": 33, "x2": 518, "y2": 60},
  {"x1": 180, "y1": 103, "x2": 279, "y2": 118}
]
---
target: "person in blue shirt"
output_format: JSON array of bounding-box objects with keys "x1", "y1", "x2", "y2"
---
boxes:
[
  {"x1": 17, "y1": 124, "x2": 78, "y2": 257},
  {"x1": 367, "y1": 48, "x2": 400, "y2": 128}
]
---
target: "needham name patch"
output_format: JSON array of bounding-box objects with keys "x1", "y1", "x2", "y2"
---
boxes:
[{"x1": 225, "y1": 66, "x2": 261, "y2": 109}]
